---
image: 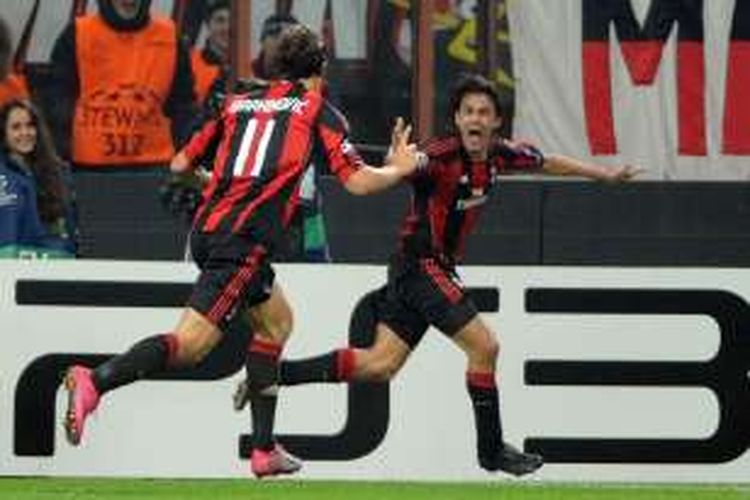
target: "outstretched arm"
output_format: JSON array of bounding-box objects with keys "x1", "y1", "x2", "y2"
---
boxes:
[
  {"x1": 168, "y1": 119, "x2": 217, "y2": 192},
  {"x1": 542, "y1": 154, "x2": 642, "y2": 182},
  {"x1": 344, "y1": 118, "x2": 421, "y2": 195},
  {"x1": 170, "y1": 117, "x2": 223, "y2": 175}
]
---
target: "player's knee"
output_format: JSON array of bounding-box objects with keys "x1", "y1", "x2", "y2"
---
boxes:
[
  {"x1": 175, "y1": 339, "x2": 212, "y2": 365},
  {"x1": 174, "y1": 330, "x2": 220, "y2": 365},
  {"x1": 264, "y1": 311, "x2": 294, "y2": 343},
  {"x1": 368, "y1": 356, "x2": 402, "y2": 382},
  {"x1": 473, "y1": 335, "x2": 499, "y2": 367},
  {"x1": 485, "y1": 335, "x2": 500, "y2": 360}
]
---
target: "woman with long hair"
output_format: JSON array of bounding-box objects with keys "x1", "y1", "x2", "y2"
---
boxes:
[{"x1": 0, "y1": 98, "x2": 75, "y2": 255}]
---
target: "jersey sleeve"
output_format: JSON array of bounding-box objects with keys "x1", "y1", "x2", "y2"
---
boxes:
[
  {"x1": 182, "y1": 110, "x2": 224, "y2": 166},
  {"x1": 414, "y1": 136, "x2": 459, "y2": 183},
  {"x1": 494, "y1": 139, "x2": 545, "y2": 172},
  {"x1": 314, "y1": 102, "x2": 364, "y2": 184}
]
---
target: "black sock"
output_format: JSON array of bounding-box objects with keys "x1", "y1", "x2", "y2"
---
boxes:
[
  {"x1": 247, "y1": 338, "x2": 282, "y2": 451},
  {"x1": 467, "y1": 372, "x2": 503, "y2": 467},
  {"x1": 92, "y1": 334, "x2": 179, "y2": 395},
  {"x1": 279, "y1": 349, "x2": 354, "y2": 385}
]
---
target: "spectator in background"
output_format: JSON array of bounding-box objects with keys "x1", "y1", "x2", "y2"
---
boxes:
[
  {"x1": 190, "y1": 0, "x2": 229, "y2": 106},
  {"x1": 0, "y1": 18, "x2": 30, "y2": 107},
  {"x1": 0, "y1": 99, "x2": 76, "y2": 257},
  {"x1": 49, "y1": 0, "x2": 196, "y2": 167}
]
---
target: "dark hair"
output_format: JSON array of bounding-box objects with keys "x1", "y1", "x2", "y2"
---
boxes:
[
  {"x1": 96, "y1": 0, "x2": 152, "y2": 32},
  {"x1": 0, "y1": 99, "x2": 68, "y2": 223},
  {"x1": 272, "y1": 24, "x2": 326, "y2": 80},
  {"x1": 260, "y1": 13, "x2": 299, "y2": 41},
  {"x1": 449, "y1": 73, "x2": 503, "y2": 118},
  {"x1": 204, "y1": 0, "x2": 229, "y2": 21}
]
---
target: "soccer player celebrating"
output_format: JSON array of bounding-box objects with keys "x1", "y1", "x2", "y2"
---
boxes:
[
  {"x1": 61, "y1": 24, "x2": 420, "y2": 478},
  {"x1": 235, "y1": 73, "x2": 640, "y2": 476}
]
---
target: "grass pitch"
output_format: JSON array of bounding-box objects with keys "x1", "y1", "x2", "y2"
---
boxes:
[{"x1": 1, "y1": 478, "x2": 748, "y2": 500}]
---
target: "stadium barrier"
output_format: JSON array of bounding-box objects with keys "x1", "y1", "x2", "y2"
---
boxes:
[
  {"x1": 1, "y1": 260, "x2": 749, "y2": 482},
  {"x1": 70, "y1": 169, "x2": 750, "y2": 267}
]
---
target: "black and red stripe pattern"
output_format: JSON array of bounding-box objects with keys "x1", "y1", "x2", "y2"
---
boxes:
[
  {"x1": 248, "y1": 337, "x2": 284, "y2": 359},
  {"x1": 182, "y1": 79, "x2": 363, "y2": 242},
  {"x1": 467, "y1": 371, "x2": 497, "y2": 390},
  {"x1": 397, "y1": 136, "x2": 542, "y2": 263},
  {"x1": 335, "y1": 348, "x2": 357, "y2": 381},
  {"x1": 421, "y1": 258, "x2": 463, "y2": 304},
  {"x1": 582, "y1": 0, "x2": 705, "y2": 155},
  {"x1": 160, "y1": 333, "x2": 180, "y2": 367},
  {"x1": 206, "y1": 244, "x2": 267, "y2": 324}
]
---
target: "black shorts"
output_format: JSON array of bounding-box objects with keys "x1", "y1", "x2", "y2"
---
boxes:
[
  {"x1": 187, "y1": 230, "x2": 275, "y2": 327},
  {"x1": 379, "y1": 256, "x2": 478, "y2": 349}
]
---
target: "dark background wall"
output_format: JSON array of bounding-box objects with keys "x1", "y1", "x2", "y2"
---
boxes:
[
  {"x1": 73, "y1": 170, "x2": 750, "y2": 266},
  {"x1": 322, "y1": 179, "x2": 750, "y2": 266},
  {"x1": 73, "y1": 170, "x2": 191, "y2": 260}
]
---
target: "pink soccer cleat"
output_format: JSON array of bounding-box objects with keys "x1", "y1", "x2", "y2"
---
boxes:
[
  {"x1": 250, "y1": 443, "x2": 303, "y2": 478},
  {"x1": 63, "y1": 365, "x2": 100, "y2": 446}
]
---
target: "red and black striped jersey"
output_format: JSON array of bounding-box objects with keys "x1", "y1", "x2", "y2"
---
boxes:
[
  {"x1": 182, "y1": 79, "x2": 363, "y2": 242},
  {"x1": 398, "y1": 135, "x2": 544, "y2": 262}
]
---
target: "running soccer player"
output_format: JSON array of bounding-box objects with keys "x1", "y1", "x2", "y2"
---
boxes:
[
  {"x1": 235, "y1": 73, "x2": 640, "y2": 476},
  {"x1": 61, "y1": 24, "x2": 420, "y2": 479}
]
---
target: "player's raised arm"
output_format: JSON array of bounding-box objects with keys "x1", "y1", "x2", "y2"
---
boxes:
[{"x1": 344, "y1": 117, "x2": 420, "y2": 195}]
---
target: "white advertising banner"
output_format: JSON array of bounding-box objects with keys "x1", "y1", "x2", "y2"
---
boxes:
[
  {"x1": 509, "y1": 0, "x2": 750, "y2": 180},
  {"x1": 0, "y1": 260, "x2": 749, "y2": 482}
]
